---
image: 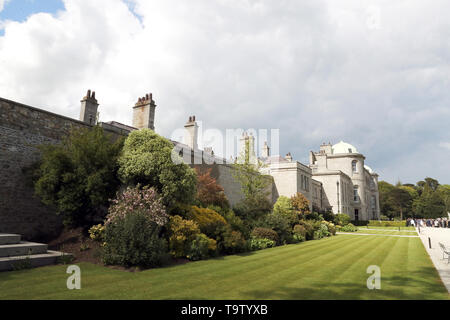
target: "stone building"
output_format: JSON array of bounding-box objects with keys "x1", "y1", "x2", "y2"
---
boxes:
[
  {"x1": 0, "y1": 91, "x2": 381, "y2": 240},
  {"x1": 309, "y1": 141, "x2": 380, "y2": 221}
]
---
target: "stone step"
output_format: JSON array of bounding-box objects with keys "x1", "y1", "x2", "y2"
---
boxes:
[
  {"x1": 0, "y1": 242, "x2": 48, "y2": 258},
  {"x1": 0, "y1": 251, "x2": 70, "y2": 272},
  {"x1": 0, "y1": 234, "x2": 21, "y2": 245}
]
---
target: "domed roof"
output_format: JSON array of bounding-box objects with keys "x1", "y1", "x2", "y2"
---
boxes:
[{"x1": 332, "y1": 141, "x2": 359, "y2": 154}]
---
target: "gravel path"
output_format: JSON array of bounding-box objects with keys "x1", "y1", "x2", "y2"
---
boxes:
[{"x1": 417, "y1": 227, "x2": 450, "y2": 293}]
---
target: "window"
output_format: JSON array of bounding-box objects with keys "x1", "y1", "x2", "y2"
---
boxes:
[
  {"x1": 371, "y1": 196, "x2": 376, "y2": 209},
  {"x1": 354, "y1": 209, "x2": 359, "y2": 221},
  {"x1": 353, "y1": 186, "x2": 359, "y2": 202},
  {"x1": 352, "y1": 160, "x2": 358, "y2": 173}
]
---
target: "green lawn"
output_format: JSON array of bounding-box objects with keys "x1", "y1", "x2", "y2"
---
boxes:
[
  {"x1": 0, "y1": 234, "x2": 447, "y2": 300},
  {"x1": 353, "y1": 229, "x2": 418, "y2": 236}
]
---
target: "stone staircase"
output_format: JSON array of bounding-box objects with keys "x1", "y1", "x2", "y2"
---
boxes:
[{"x1": 0, "y1": 234, "x2": 70, "y2": 272}]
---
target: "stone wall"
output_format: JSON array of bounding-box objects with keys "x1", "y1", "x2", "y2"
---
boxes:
[{"x1": 0, "y1": 98, "x2": 122, "y2": 241}]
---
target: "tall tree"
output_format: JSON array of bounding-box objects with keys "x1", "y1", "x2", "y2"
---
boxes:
[{"x1": 34, "y1": 126, "x2": 124, "y2": 227}]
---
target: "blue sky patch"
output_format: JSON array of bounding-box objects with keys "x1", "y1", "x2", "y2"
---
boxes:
[{"x1": 0, "y1": 0, "x2": 65, "y2": 22}]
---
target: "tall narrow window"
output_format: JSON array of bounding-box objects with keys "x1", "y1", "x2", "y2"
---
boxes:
[
  {"x1": 352, "y1": 160, "x2": 357, "y2": 173},
  {"x1": 353, "y1": 186, "x2": 359, "y2": 202}
]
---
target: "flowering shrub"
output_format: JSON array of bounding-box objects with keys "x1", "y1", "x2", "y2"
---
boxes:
[
  {"x1": 105, "y1": 186, "x2": 168, "y2": 226},
  {"x1": 88, "y1": 224, "x2": 105, "y2": 242}
]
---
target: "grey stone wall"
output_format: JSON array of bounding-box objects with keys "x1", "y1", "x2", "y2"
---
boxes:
[{"x1": 0, "y1": 98, "x2": 122, "y2": 240}]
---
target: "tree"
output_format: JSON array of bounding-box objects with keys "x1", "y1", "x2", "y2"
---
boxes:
[
  {"x1": 34, "y1": 126, "x2": 123, "y2": 227},
  {"x1": 438, "y1": 185, "x2": 450, "y2": 215},
  {"x1": 118, "y1": 129, "x2": 197, "y2": 208},
  {"x1": 194, "y1": 167, "x2": 229, "y2": 208},
  {"x1": 232, "y1": 152, "x2": 272, "y2": 222},
  {"x1": 413, "y1": 186, "x2": 446, "y2": 218},
  {"x1": 386, "y1": 187, "x2": 413, "y2": 220},
  {"x1": 378, "y1": 181, "x2": 396, "y2": 219},
  {"x1": 291, "y1": 192, "x2": 311, "y2": 219}
]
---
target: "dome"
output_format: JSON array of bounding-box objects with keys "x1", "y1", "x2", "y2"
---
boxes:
[
  {"x1": 364, "y1": 165, "x2": 373, "y2": 174},
  {"x1": 332, "y1": 141, "x2": 359, "y2": 154}
]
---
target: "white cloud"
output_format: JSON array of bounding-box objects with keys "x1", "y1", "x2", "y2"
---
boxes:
[{"x1": 1, "y1": 0, "x2": 450, "y2": 184}]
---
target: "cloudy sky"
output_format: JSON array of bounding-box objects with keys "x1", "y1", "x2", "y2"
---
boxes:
[{"x1": 1, "y1": 0, "x2": 449, "y2": 185}]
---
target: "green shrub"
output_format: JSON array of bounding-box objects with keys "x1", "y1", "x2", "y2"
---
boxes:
[
  {"x1": 188, "y1": 234, "x2": 217, "y2": 261},
  {"x1": 168, "y1": 215, "x2": 201, "y2": 258},
  {"x1": 250, "y1": 238, "x2": 276, "y2": 251},
  {"x1": 297, "y1": 220, "x2": 315, "y2": 240},
  {"x1": 314, "y1": 222, "x2": 331, "y2": 239},
  {"x1": 259, "y1": 213, "x2": 293, "y2": 244},
  {"x1": 325, "y1": 222, "x2": 336, "y2": 235},
  {"x1": 334, "y1": 214, "x2": 351, "y2": 226},
  {"x1": 187, "y1": 206, "x2": 228, "y2": 238},
  {"x1": 118, "y1": 129, "x2": 197, "y2": 208},
  {"x1": 34, "y1": 126, "x2": 124, "y2": 227},
  {"x1": 368, "y1": 220, "x2": 407, "y2": 227},
  {"x1": 102, "y1": 211, "x2": 168, "y2": 267},
  {"x1": 220, "y1": 227, "x2": 247, "y2": 254},
  {"x1": 251, "y1": 227, "x2": 279, "y2": 243},
  {"x1": 338, "y1": 223, "x2": 358, "y2": 232},
  {"x1": 292, "y1": 225, "x2": 306, "y2": 243}
]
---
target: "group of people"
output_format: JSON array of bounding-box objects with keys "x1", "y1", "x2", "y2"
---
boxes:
[{"x1": 407, "y1": 217, "x2": 450, "y2": 228}]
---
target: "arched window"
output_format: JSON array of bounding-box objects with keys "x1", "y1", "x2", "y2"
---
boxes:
[{"x1": 352, "y1": 160, "x2": 358, "y2": 173}]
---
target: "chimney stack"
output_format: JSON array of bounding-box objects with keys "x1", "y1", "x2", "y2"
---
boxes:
[
  {"x1": 184, "y1": 115, "x2": 198, "y2": 150},
  {"x1": 132, "y1": 93, "x2": 157, "y2": 130},
  {"x1": 285, "y1": 152, "x2": 293, "y2": 162},
  {"x1": 80, "y1": 89, "x2": 99, "y2": 125}
]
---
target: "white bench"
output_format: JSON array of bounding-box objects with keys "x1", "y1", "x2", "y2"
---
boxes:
[{"x1": 438, "y1": 242, "x2": 450, "y2": 264}]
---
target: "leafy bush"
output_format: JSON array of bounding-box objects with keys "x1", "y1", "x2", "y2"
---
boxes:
[
  {"x1": 219, "y1": 227, "x2": 248, "y2": 254},
  {"x1": 217, "y1": 208, "x2": 249, "y2": 238},
  {"x1": 118, "y1": 129, "x2": 197, "y2": 208},
  {"x1": 297, "y1": 220, "x2": 315, "y2": 240},
  {"x1": 307, "y1": 212, "x2": 324, "y2": 221},
  {"x1": 273, "y1": 196, "x2": 298, "y2": 226},
  {"x1": 102, "y1": 211, "x2": 168, "y2": 267},
  {"x1": 368, "y1": 220, "x2": 407, "y2": 227},
  {"x1": 34, "y1": 126, "x2": 123, "y2": 227},
  {"x1": 168, "y1": 215, "x2": 201, "y2": 258},
  {"x1": 188, "y1": 234, "x2": 217, "y2": 261},
  {"x1": 250, "y1": 238, "x2": 276, "y2": 251},
  {"x1": 89, "y1": 224, "x2": 105, "y2": 242},
  {"x1": 259, "y1": 213, "x2": 293, "y2": 244},
  {"x1": 292, "y1": 224, "x2": 306, "y2": 243},
  {"x1": 187, "y1": 206, "x2": 228, "y2": 238},
  {"x1": 338, "y1": 223, "x2": 358, "y2": 232},
  {"x1": 313, "y1": 222, "x2": 331, "y2": 239},
  {"x1": 324, "y1": 222, "x2": 336, "y2": 235},
  {"x1": 251, "y1": 227, "x2": 279, "y2": 244},
  {"x1": 334, "y1": 213, "x2": 351, "y2": 226}
]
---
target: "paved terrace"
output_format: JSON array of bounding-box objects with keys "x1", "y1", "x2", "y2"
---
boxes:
[{"x1": 417, "y1": 227, "x2": 450, "y2": 292}]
